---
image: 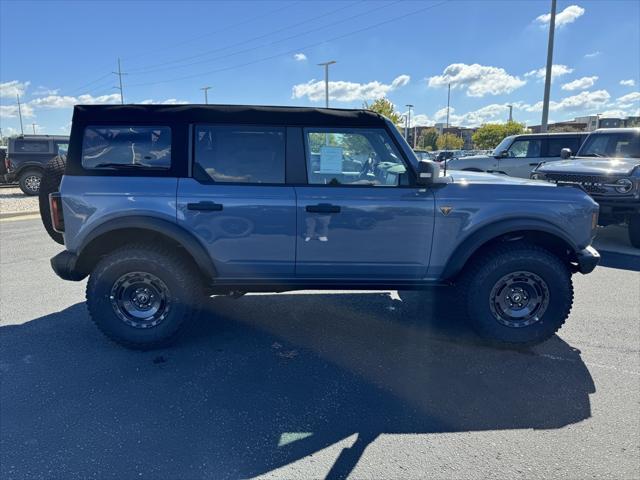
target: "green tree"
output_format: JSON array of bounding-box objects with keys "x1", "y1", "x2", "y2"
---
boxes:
[
  {"x1": 436, "y1": 133, "x2": 464, "y2": 150},
  {"x1": 363, "y1": 98, "x2": 403, "y2": 128},
  {"x1": 472, "y1": 121, "x2": 525, "y2": 150},
  {"x1": 416, "y1": 128, "x2": 438, "y2": 151}
]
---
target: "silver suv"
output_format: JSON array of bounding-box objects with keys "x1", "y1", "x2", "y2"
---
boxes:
[{"x1": 447, "y1": 132, "x2": 588, "y2": 178}]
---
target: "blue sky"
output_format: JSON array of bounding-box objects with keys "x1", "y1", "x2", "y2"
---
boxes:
[{"x1": 1, "y1": 0, "x2": 639, "y2": 135}]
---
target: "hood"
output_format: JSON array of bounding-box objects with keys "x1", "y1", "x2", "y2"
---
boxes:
[
  {"x1": 447, "y1": 154, "x2": 493, "y2": 163},
  {"x1": 446, "y1": 169, "x2": 554, "y2": 187},
  {"x1": 536, "y1": 157, "x2": 640, "y2": 176}
]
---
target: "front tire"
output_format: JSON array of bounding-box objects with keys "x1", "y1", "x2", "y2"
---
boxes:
[
  {"x1": 628, "y1": 214, "x2": 640, "y2": 249},
  {"x1": 86, "y1": 245, "x2": 202, "y2": 350},
  {"x1": 18, "y1": 169, "x2": 42, "y2": 195},
  {"x1": 457, "y1": 243, "x2": 573, "y2": 346}
]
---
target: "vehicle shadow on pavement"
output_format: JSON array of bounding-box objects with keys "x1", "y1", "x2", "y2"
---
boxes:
[{"x1": 0, "y1": 291, "x2": 595, "y2": 480}]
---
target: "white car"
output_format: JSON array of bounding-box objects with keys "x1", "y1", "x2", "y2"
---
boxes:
[{"x1": 446, "y1": 132, "x2": 588, "y2": 178}]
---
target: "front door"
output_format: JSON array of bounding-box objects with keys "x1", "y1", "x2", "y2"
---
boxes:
[
  {"x1": 295, "y1": 127, "x2": 435, "y2": 279},
  {"x1": 498, "y1": 137, "x2": 544, "y2": 178},
  {"x1": 177, "y1": 125, "x2": 296, "y2": 278}
]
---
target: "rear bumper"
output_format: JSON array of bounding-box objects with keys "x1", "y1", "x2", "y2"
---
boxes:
[
  {"x1": 576, "y1": 245, "x2": 600, "y2": 274},
  {"x1": 2, "y1": 173, "x2": 16, "y2": 183},
  {"x1": 50, "y1": 251, "x2": 86, "y2": 281}
]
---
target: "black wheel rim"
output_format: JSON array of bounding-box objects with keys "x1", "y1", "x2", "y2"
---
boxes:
[
  {"x1": 109, "y1": 272, "x2": 171, "y2": 329},
  {"x1": 489, "y1": 271, "x2": 549, "y2": 328}
]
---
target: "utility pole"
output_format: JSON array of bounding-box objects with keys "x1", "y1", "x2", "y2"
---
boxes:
[
  {"x1": 446, "y1": 83, "x2": 451, "y2": 128},
  {"x1": 507, "y1": 104, "x2": 513, "y2": 122},
  {"x1": 405, "y1": 104, "x2": 414, "y2": 144},
  {"x1": 32, "y1": 123, "x2": 36, "y2": 134},
  {"x1": 16, "y1": 94, "x2": 24, "y2": 135},
  {"x1": 540, "y1": 0, "x2": 557, "y2": 133},
  {"x1": 112, "y1": 58, "x2": 127, "y2": 104},
  {"x1": 200, "y1": 86, "x2": 212, "y2": 104},
  {"x1": 318, "y1": 60, "x2": 336, "y2": 108}
]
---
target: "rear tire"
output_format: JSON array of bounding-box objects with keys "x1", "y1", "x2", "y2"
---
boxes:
[
  {"x1": 38, "y1": 155, "x2": 66, "y2": 244},
  {"x1": 456, "y1": 243, "x2": 573, "y2": 346},
  {"x1": 86, "y1": 245, "x2": 203, "y2": 350},
  {"x1": 18, "y1": 169, "x2": 42, "y2": 196},
  {"x1": 628, "y1": 215, "x2": 640, "y2": 249}
]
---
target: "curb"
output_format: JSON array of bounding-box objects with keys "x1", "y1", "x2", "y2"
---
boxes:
[{"x1": 0, "y1": 210, "x2": 39, "y2": 219}]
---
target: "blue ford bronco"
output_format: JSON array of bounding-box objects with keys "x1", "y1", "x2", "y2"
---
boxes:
[{"x1": 43, "y1": 104, "x2": 600, "y2": 349}]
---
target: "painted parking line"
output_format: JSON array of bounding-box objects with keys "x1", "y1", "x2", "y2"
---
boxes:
[{"x1": 0, "y1": 213, "x2": 41, "y2": 222}]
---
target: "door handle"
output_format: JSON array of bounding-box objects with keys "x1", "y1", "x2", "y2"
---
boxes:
[
  {"x1": 306, "y1": 203, "x2": 341, "y2": 214},
  {"x1": 187, "y1": 201, "x2": 223, "y2": 211}
]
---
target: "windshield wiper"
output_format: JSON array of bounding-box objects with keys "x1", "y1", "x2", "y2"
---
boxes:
[{"x1": 93, "y1": 162, "x2": 167, "y2": 170}]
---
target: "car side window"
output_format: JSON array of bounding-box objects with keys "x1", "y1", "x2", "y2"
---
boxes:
[
  {"x1": 547, "y1": 137, "x2": 580, "y2": 156},
  {"x1": 304, "y1": 128, "x2": 406, "y2": 186},
  {"x1": 194, "y1": 125, "x2": 285, "y2": 184},
  {"x1": 82, "y1": 126, "x2": 171, "y2": 169},
  {"x1": 55, "y1": 142, "x2": 69, "y2": 156},
  {"x1": 13, "y1": 140, "x2": 49, "y2": 153},
  {"x1": 508, "y1": 139, "x2": 542, "y2": 158}
]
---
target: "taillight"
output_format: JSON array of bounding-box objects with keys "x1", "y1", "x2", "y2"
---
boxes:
[
  {"x1": 5, "y1": 156, "x2": 11, "y2": 171},
  {"x1": 49, "y1": 192, "x2": 65, "y2": 233}
]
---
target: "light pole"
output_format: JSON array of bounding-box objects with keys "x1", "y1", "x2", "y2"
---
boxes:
[
  {"x1": 318, "y1": 61, "x2": 336, "y2": 108},
  {"x1": 507, "y1": 104, "x2": 513, "y2": 122},
  {"x1": 405, "y1": 104, "x2": 414, "y2": 144},
  {"x1": 200, "y1": 86, "x2": 212, "y2": 104},
  {"x1": 16, "y1": 94, "x2": 24, "y2": 135},
  {"x1": 540, "y1": 0, "x2": 557, "y2": 132}
]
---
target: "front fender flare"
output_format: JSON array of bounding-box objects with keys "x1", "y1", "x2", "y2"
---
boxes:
[{"x1": 441, "y1": 218, "x2": 579, "y2": 280}]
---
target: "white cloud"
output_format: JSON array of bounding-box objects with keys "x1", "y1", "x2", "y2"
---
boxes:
[
  {"x1": 561, "y1": 76, "x2": 598, "y2": 91},
  {"x1": 139, "y1": 98, "x2": 189, "y2": 105},
  {"x1": 291, "y1": 74, "x2": 410, "y2": 102},
  {"x1": 521, "y1": 90, "x2": 611, "y2": 113},
  {"x1": 525, "y1": 64, "x2": 573, "y2": 82},
  {"x1": 427, "y1": 63, "x2": 526, "y2": 97},
  {"x1": 32, "y1": 86, "x2": 60, "y2": 96},
  {"x1": 30, "y1": 93, "x2": 121, "y2": 109},
  {"x1": 410, "y1": 114, "x2": 433, "y2": 127},
  {"x1": 0, "y1": 80, "x2": 30, "y2": 98},
  {"x1": 0, "y1": 103, "x2": 35, "y2": 119},
  {"x1": 584, "y1": 51, "x2": 600, "y2": 58},
  {"x1": 429, "y1": 104, "x2": 513, "y2": 127},
  {"x1": 616, "y1": 92, "x2": 640, "y2": 108},
  {"x1": 293, "y1": 53, "x2": 307, "y2": 61},
  {"x1": 535, "y1": 5, "x2": 585, "y2": 28},
  {"x1": 620, "y1": 79, "x2": 636, "y2": 87}
]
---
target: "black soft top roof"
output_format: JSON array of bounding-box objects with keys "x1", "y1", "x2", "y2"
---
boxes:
[{"x1": 72, "y1": 104, "x2": 388, "y2": 127}]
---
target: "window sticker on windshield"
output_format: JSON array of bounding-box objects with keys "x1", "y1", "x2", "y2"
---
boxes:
[{"x1": 319, "y1": 146, "x2": 343, "y2": 173}]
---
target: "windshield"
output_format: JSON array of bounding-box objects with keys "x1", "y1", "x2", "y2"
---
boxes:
[
  {"x1": 578, "y1": 132, "x2": 640, "y2": 158},
  {"x1": 492, "y1": 135, "x2": 516, "y2": 156}
]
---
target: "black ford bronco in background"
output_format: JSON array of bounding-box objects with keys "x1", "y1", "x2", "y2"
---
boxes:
[
  {"x1": 3, "y1": 134, "x2": 69, "y2": 195},
  {"x1": 532, "y1": 128, "x2": 640, "y2": 248}
]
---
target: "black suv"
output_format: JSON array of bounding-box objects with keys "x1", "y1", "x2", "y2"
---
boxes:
[{"x1": 3, "y1": 135, "x2": 69, "y2": 195}]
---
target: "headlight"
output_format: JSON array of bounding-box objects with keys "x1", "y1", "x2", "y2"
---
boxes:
[
  {"x1": 530, "y1": 173, "x2": 545, "y2": 180},
  {"x1": 614, "y1": 178, "x2": 633, "y2": 194}
]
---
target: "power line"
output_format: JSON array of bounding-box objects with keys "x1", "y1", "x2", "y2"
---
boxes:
[
  {"x1": 127, "y1": 1, "x2": 367, "y2": 75},
  {"x1": 128, "y1": 0, "x2": 450, "y2": 88},
  {"x1": 58, "y1": 1, "x2": 303, "y2": 97}
]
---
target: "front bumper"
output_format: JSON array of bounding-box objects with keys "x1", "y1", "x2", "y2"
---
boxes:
[
  {"x1": 575, "y1": 245, "x2": 600, "y2": 274},
  {"x1": 51, "y1": 251, "x2": 86, "y2": 281}
]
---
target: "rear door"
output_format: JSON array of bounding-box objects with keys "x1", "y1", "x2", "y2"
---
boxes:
[
  {"x1": 294, "y1": 126, "x2": 434, "y2": 279},
  {"x1": 177, "y1": 125, "x2": 297, "y2": 278}
]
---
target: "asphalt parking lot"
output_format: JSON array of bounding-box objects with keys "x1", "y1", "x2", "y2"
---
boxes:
[{"x1": 1, "y1": 217, "x2": 639, "y2": 480}]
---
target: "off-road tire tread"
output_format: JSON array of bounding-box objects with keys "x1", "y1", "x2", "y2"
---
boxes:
[
  {"x1": 38, "y1": 155, "x2": 66, "y2": 244},
  {"x1": 456, "y1": 242, "x2": 574, "y2": 347},
  {"x1": 86, "y1": 244, "x2": 202, "y2": 350}
]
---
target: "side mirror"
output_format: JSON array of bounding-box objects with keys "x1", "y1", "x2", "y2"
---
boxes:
[
  {"x1": 416, "y1": 160, "x2": 440, "y2": 185},
  {"x1": 560, "y1": 148, "x2": 572, "y2": 159},
  {"x1": 495, "y1": 150, "x2": 508, "y2": 158}
]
